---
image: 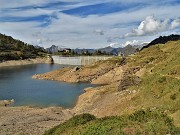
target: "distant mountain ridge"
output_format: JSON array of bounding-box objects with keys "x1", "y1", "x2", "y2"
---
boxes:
[
  {"x1": 73, "y1": 45, "x2": 139, "y2": 56},
  {"x1": 47, "y1": 44, "x2": 144, "y2": 56},
  {"x1": 142, "y1": 34, "x2": 180, "y2": 50},
  {"x1": 46, "y1": 45, "x2": 61, "y2": 53}
]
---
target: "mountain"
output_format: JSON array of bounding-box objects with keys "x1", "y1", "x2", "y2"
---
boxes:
[
  {"x1": 46, "y1": 45, "x2": 59, "y2": 53},
  {"x1": 134, "y1": 43, "x2": 148, "y2": 49},
  {"x1": 98, "y1": 46, "x2": 115, "y2": 53},
  {"x1": 0, "y1": 33, "x2": 46, "y2": 61},
  {"x1": 46, "y1": 45, "x2": 72, "y2": 54},
  {"x1": 98, "y1": 44, "x2": 147, "y2": 56},
  {"x1": 116, "y1": 44, "x2": 138, "y2": 56},
  {"x1": 142, "y1": 34, "x2": 180, "y2": 50},
  {"x1": 44, "y1": 40, "x2": 180, "y2": 135},
  {"x1": 73, "y1": 45, "x2": 139, "y2": 56}
]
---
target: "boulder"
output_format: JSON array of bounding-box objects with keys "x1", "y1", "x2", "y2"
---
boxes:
[
  {"x1": 71, "y1": 66, "x2": 80, "y2": 72},
  {"x1": 0, "y1": 99, "x2": 15, "y2": 106}
]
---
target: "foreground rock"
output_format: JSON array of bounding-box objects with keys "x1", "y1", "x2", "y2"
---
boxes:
[{"x1": 0, "y1": 106, "x2": 73, "y2": 135}]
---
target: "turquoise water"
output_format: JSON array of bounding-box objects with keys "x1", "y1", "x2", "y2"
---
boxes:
[{"x1": 0, "y1": 64, "x2": 94, "y2": 108}]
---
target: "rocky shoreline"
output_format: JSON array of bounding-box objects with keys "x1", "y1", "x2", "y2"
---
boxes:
[
  {"x1": 32, "y1": 58, "x2": 125, "y2": 84},
  {"x1": 32, "y1": 58, "x2": 141, "y2": 117},
  {"x1": 0, "y1": 57, "x2": 52, "y2": 68},
  {"x1": 0, "y1": 57, "x2": 144, "y2": 135},
  {"x1": 0, "y1": 56, "x2": 63, "y2": 135},
  {"x1": 0, "y1": 58, "x2": 124, "y2": 135},
  {"x1": 0, "y1": 106, "x2": 73, "y2": 135}
]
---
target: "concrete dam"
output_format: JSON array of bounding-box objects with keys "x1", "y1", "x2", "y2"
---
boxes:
[{"x1": 52, "y1": 56, "x2": 112, "y2": 65}]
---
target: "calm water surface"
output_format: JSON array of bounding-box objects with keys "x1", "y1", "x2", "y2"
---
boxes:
[{"x1": 0, "y1": 64, "x2": 94, "y2": 108}]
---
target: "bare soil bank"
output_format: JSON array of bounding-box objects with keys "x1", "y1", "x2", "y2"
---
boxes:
[{"x1": 0, "y1": 57, "x2": 51, "y2": 68}]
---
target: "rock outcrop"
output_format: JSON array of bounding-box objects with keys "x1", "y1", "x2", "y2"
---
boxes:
[
  {"x1": 32, "y1": 59, "x2": 121, "y2": 83},
  {"x1": 0, "y1": 99, "x2": 14, "y2": 106},
  {"x1": 118, "y1": 68, "x2": 141, "y2": 91}
]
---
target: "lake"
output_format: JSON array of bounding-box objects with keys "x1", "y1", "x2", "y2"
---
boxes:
[{"x1": 0, "y1": 64, "x2": 94, "y2": 108}]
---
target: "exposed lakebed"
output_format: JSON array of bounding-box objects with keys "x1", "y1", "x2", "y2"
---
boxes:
[{"x1": 0, "y1": 64, "x2": 94, "y2": 108}]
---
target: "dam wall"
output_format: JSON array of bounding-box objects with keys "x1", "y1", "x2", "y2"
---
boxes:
[{"x1": 52, "y1": 56, "x2": 112, "y2": 65}]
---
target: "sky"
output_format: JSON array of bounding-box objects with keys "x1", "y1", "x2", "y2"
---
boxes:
[{"x1": 0, "y1": 0, "x2": 180, "y2": 49}]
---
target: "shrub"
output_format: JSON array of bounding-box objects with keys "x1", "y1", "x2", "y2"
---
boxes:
[
  {"x1": 44, "y1": 114, "x2": 96, "y2": 135},
  {"x1": 158, "y1": 76, "x2": 166, "y2": 83},
  {"x1": 44, "y1": 110, "x2": 180, "y2": 135},
  {"x1": 170, "y1": 94, "x2": 177, "y2": 100}
]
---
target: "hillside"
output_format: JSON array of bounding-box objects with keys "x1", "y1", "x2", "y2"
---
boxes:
[
  {"x1": 142, "y1": 34, "x2": 180, "y2": 50},
  {"x1": 90, "y1": 45, "x2": 138, "y2": 56},
  {"x1": 98, "y1": 45, "x2": 138, "y2": 56},
  {"x1": 40, "y1": 40, "x2": 180, "y2": 134},
  {"x1": 44, "y1": 111, "x2": 179, "y2": 135},
  {"x1": 0, "y1": 33, "x2": 46, "y2": 62}
]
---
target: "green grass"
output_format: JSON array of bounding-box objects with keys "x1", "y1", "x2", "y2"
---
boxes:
[
  {"x1": 126, "y1": 41, "x2": 180, "y2": 125},
  {"x1": 44, "y1": 114, "x2": 96, "y2": 135},
  {"x1": 44, "y1": 41, "x2": 180, "y2": 135},
  {"x1": 44, "y1": 110, "x2": 180, "y2": 135},
  {"x1": 135, "y1": 73, "x2": 180, "y2": 112},
  {"x1": 85, "y1": 56, "x2": 122, "y2": 69}
]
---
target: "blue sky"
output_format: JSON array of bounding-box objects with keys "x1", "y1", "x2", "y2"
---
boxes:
[{"x1": 0, "y1": 0, "x2": 180, "y2": 48}]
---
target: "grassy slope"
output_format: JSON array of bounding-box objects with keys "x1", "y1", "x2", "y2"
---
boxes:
[
  {"x1": 44, "y1": 41, "x2": 180, "y2": 134},
  {"x1": 44, "y1": 111, "x2": 180, "y2": 135},
  {"x1": 127, "y1": 41, "x2": 180, "y2": 125},
  {"x1": 0, "y1": 33, "x2": 46, "y2": 61}
]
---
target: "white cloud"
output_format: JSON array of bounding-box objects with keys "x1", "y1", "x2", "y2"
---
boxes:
[
  {"x1": 124, "y1": 40, "x2": 145, "y2": 46},
  {"x1": 0, "y1": 0, "x2": 60, "y2": 9},
  {"x1": 36, "y1": 38, "x2": 53, "y2": 45},
  {"x1": 170, "y1": 19, "x2": 180, "y2": 29},
  {"x1": 37, "y1": 39, "x2": 42, "y2": 44},
  {"x1": 0, "y1": 1, "x2": 180, "y2": 48},
  {"x1": 94, "y1": 29, "x2": 105, "y2": 35},
  {"x1": 124, "y1": 40, "x2": 143, "y2": 46},
  {"x1": 109, "y1": 42, "x2": 119, "y2": 47},
  {"x1": 108, "y1": 40, "x2": 147, "y2": 48},
  {"x1": 0, "y1": 21, "x2": 41, "y2": 43},
  {"x1": 124, "y1": 16, "x2": 180, "y2": 38}
]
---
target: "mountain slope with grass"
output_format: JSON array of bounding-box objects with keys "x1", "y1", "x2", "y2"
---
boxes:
[
  {"x1": 44, "y1": 110, "x2": 180, "y2": 135},
  {"x1": 42, "y1": 39, "x2": 180, "y2": 135},
  {"x1": 141, "y1": 34, "x2": 180, "y2": 50},
  {"x1": 0, "y1": 33, "x2": 46, "y2": 61}
]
